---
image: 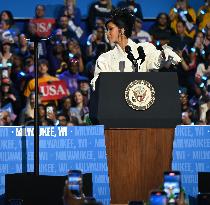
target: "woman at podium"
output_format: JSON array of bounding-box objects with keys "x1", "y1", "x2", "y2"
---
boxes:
[{"x1": 91, "y1": 8, "x2": 181, "y2": 90}]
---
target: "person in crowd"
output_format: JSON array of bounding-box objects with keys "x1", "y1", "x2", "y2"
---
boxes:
[
  {"x1": 48, "y1": 42, "x2": 68, "y2": 76},
  {"x1": 87, "y1": 0, "x2": 114, "y2": 32},
  {"x1": 86, "y1": 25, "x2": 110, "y2": 59},
  {"x1": 78, "y1": 76, "x2": 91, "y2": 106},
  {"x1": 180, "y1": 89, "x2": 189, "y2": 112},
  {"x1": 0, "y1": 10, "x2": 20, "y2": 35},
  {"x1": 193, "y1": 31, "x2": 206, "y2": 64},
  {"x1": 38, "y1": 103, "x2": 47, "y2": 123},
  {"x1": 54, "y1": 15, "x2": 78, "y2": 42},
  {"x1": 58, "y1": 57, "x2": 83, "y2": 94},
  {"x1": 117, "y1": 0, "x2": 143, "y2": 20},
  {"x1": 169, "y1": 0, "x2": 196, "y2": 39},
  {"x1": 57, "y1": 113, "x2": 69, "y2": 126},
  {"x1": 0, "y1": 40, "x2": 13, "y2": 67},
  {"x1": 10, "y1": 54, "x2": 26, "y2": 93},
  {"x1": 1, "y1": 77, "x2": 20, "y2": 116},
  {"x1": 70, "y1": 90, "x2": 89, "y2": 125},
  {"x1": 181, "y1": 111, "x2": 193, "y2": 125},
  {"x1": 58, "y1": 96, "x2": 73, "y2": 115},
  {"x1": 23, "y1": 59, "x2": 59, "y2": 102},
  {"x1": 0, "y1": 110, "x2": 13, "y2": 125},
  {"x1": 19, "y1": 91, "x2": 36, "y2": 125},
  {"x1": 57, "y1": 95, "x2": 79, "y2": 125},
  {"x1": 95, "y1": 17, "x2": 106, "y2": 28},
  {"x1": 31, "y1": 4, "x2": 55, "y2": 36},
  {"x1": 60, "y1": 0, "x2": 85, "y2": 42},
  {"x1": 197, "y1": 0, "x2": 210, "y2": 31},
  {"x1": 131, "y1": 17, "x2": 151, "y2": 43},
  {"x1": 85, "y1": 41, "x2": 110, "y2": 80},
  {"x1": 45, "y1": 102, "x2": 59, "y2": 125},
  {"x1": 29, "y1": 4, "x2": 55, "y2": 57},
  {"x1": 18, "y1": 55, "x2": 35, "y2": 92},
  {"x1": 66, "y1": 117, "x2": 79, "y2": 126},
  {"x1": 35, "y1": 4, "x2": 46, "y2": 18},
  {"x1": 149, "y1": 13, "x2": 174, "y2": 46},
  {"x1": 0, "y1": 10, "x2": 14, "y2": 26},
  {"x1": 195, "y1": 49, "x2": 210, "y2": 99},
  {"x1": 31, "y1": 103, "x2": 55, "y2": 126},
  {"x1": 61, "y1": 0, "x2": 82, "y2": 24},
  {"x1": 23, "y1": 55, "x2": 34, "y2": 74},
  {"x1": 204, "y1": 26, "x2": 210, "y2": 47},
  {"x1": 14, "y1": 33, "x2": 31, "y2": 58},
  {"x1": 206, "y1": 109, "x2": 210, "y2": 124},
  {"x1": 179, "y1": 89, "x2": 199, "y2": 125},
  {"x1": 196, "y1": 49, "x2": 210, "y2": 80},
  {"x1": 176, "y1": 46, "x2": 198, "y2": 98},
  {"x1": 169, "y1": 20, "x2": 193, "y2": 51},
  {"x1": 91, "y1": 8, "x2": 181, "y2": 90},
  {"x1": 66, "y1": 38, "x2": 84, "y2": 73},
  {"x1": 57, "y1": 96, "x2": 78, "y2": 125},
  {"x1": 199, "y1": 102, "x2": 209, "y2": 123}
]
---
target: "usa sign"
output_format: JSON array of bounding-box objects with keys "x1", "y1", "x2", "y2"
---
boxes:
[
  {"x1": 29, "y1": 18, "x2": 55, "y2": 38},
  {"x1": 39, "y1": 80, "x2": 69, "y2": 101}
]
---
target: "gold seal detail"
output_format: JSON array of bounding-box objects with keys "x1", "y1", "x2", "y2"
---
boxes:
[{"x1": 125, "y1": 80, "x2": 155, "y2": 110}]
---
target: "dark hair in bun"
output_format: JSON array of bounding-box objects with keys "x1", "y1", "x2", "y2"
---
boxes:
[{"x1": 105, "y1": 8, "x2": 135, "y2": 38}]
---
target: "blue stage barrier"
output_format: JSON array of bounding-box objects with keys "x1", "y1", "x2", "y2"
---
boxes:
[
  {"x1": 172, "y1": 125, "x2": 210, "y2": 197},
  {"x1": 1, "y1": 125, "x2": 210, "y2": 203},
  {"x1": 0, "y1": 126, "x2": 110, "y2": 205}
]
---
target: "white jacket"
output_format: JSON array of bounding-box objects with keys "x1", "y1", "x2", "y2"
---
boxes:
[{"x1": 91, "y1": 38, "x2": 181, "y2": 90}]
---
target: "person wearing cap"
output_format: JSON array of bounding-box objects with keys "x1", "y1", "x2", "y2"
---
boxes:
[
  {"x1": 91, "y1": 8, "x2": 182, "y2": 90},
  {"x1": 78, "y1": 76, "x2": 91, "y2": 105},
  {"x1": 58, "y1": 57, "x2": 84, "y2": 94}
]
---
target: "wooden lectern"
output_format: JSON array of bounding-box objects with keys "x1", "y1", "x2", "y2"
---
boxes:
[{"x1": 90, "y1": 73, "x2": 180, "y2": 204}]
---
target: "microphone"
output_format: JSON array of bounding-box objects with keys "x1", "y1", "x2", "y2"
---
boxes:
[
  {"x1": 119, "y1": 61, "x2": 125, "y2": 72},
  {"x1": 137, "y1": 46, "x2": 146, "y2": 65},
  {"x1": 125, "y1": 45, "x2": 138, "y2": 72},
  {"x1": 125, "y1": 45, "x2": 132, "y2": 53}
]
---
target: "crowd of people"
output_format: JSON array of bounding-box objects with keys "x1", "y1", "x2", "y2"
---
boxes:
[{"x1": 0, "y1": 0, "x2": 210, "y2": 126}]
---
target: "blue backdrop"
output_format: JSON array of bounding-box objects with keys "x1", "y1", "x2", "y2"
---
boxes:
[
  {"x1": 0, "y1": 0, "x2": 203, "y2": 19},
  {"x1": 0, "y1": 126, "x2": 110, "y2": 205},
  {"x1": 0, "y1": 125, "x2": 209, "y2": 203},
  {"x1": 172, "y1": 125, "x2": 210, "y2": 197}
]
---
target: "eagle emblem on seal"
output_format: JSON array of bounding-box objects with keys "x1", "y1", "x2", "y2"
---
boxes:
[{"x1": 125, "y1": 80, "x2": 155, "y2": 110}]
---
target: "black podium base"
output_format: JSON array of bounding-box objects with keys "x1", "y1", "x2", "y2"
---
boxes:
[{"x1": 5, "y1": 173, "x2": 92, "y2": 205}]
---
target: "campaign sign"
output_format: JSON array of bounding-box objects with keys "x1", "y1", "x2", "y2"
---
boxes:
[
  {"x1": 0, "y1": 126, "x2": 110, "y2": 204},
  {"x1": 172, "y1": 125, "x2": 210, "y2": 197},
  {"x1": 29, "y1": 18, "x2": 55, "y2": 38},
  {"x1": 39, "y1": 80, "x2": 69, "y2": 101}
]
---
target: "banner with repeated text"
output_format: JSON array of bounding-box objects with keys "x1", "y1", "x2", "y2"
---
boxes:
[
  {"x1": 0, "y1": 126, "x2": 110, "y2": 205},
  {"x1": 172, "y1": 125, "x2": 210, "y2": 196}
]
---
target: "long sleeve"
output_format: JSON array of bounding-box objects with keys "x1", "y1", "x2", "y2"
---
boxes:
[
  {"x1": 139, "y1": 42, "x2": 162, "y2": 70},
  {"x1": 140, "y1": 42, "x2": 181, "y2": 69},
  {"x1": 90, "y1": 54, "x2": 110, "y2": 91}
]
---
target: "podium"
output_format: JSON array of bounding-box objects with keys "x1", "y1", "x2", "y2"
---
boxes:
[{"x1": 90, "y1": 72, "x2": 181, "y2": 204}]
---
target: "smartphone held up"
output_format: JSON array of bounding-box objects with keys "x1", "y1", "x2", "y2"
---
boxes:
[{"x1": 68, "y1": 170, "x2": 83, "y2": 199}]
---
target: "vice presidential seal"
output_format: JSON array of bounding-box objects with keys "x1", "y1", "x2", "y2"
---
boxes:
[{"x1": 125, "y1": 80, "x2": 155, "y2": 110}]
